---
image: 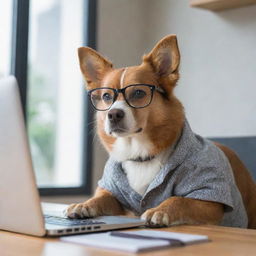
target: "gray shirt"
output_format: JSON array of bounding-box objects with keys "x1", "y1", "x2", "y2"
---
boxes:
[{"x1": 98, "y1": 120, "x2": 248, "y2": 228}]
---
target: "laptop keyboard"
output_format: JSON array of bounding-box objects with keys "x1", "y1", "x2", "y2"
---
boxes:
[{"x1": 44, "y1": 215, "x2": 106, "y2": 226}]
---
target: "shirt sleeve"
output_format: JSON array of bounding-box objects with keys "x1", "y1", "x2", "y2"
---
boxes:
[
  {"x1": 174, "y1": 145, "x2": 235, "y2": 212},
  {"x1": 184, "y1": 168, "x2": 234, "y2": 211},
  {"x1": 97, "y1": 158, "x2": 132, "y2": 211}
]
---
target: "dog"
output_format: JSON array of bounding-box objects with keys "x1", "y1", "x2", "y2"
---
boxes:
[{"x1": 66, "y1": 35, "x2": 256, "y2": 229}]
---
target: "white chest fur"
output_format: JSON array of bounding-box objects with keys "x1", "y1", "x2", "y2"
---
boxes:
[
  {"x1": 122, "y1": 158, "x2": 163, "y2": 195},
  {"x1": 111, "y1": 136, "x2": 172, "y2": 195}
]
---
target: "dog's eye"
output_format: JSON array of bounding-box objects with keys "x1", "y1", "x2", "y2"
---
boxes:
[
  {"x1": 130, "y1": 89, "x2": 146, "y2": 99},
  {"x1": 102, "y1": 93, "x2": 113, "y2": 102},
  {"x1": 91, "y1": 94, "x2": 101, "y2": 101}
]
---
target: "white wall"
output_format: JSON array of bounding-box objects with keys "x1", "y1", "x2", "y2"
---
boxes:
[
  {"x1": 144, "y1": 0, "x2": 256, "y2": 138},
  {"x1": 97, "y1": 0, "x2": 149, "y2": 67}
]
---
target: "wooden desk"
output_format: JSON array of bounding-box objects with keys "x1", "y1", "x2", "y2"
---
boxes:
[{"x1": 1, "y1": 225, "x2": 256, "y2": 256}]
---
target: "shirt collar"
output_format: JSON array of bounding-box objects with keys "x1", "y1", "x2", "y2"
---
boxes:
[{"x1": 144, "y1": 119, "x2": 200, "y2": 196}]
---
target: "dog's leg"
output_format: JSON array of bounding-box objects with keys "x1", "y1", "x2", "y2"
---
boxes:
[
  {"x1": 141, "y1": 197, "x2": 224, "y2": 227},
  {"x1": 65, "y1": 187, "x2": 125, "y2": 218}
]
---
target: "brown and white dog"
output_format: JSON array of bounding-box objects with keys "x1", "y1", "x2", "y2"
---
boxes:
[{"x1": 66, "y1": 35, "x2": 256, "y2": 229}]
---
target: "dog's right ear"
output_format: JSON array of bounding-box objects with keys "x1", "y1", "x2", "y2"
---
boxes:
[{"x1": 78, "y1": 47, "x2": 113, "y2": 89}]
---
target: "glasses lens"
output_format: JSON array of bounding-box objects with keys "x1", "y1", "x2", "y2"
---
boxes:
[
  {"x1": 125, "y1": 85, "x2": 152, "y2": 108},
  {"x1": 90, "y1": 88, "x2": 115, "y2": 110}
]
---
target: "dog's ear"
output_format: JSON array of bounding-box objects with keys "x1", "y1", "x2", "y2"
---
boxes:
[
  {"x1": 78, "y1": 47, "x2": 113, "y2": 89},
  {"x1": 143, "y1": 35, "x2": 180, "y2": 77}
]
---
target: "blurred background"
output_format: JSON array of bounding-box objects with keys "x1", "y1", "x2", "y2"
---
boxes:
[{"x1": 0, "y1": 0, "x2": 255, "y2": 203}]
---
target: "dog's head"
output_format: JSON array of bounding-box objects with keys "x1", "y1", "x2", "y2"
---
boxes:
[{"x1": 78, "y1": 35, "x2": 184, "y2": 159}]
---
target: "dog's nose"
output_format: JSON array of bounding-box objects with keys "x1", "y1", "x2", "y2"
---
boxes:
[{"x1": 108, "y1": 109, "x2": 125, "y2": 123}]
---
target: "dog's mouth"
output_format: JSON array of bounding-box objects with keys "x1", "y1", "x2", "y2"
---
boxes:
[
  {"x1": 135, "y1": 127, "x2": 143, "y2": 133},
  {"x1": 109, "y1": 127, "x2": 143, "y2": 137},
  {"x1": 110, "y1": 127, "x2": 127, "y2": 135}
]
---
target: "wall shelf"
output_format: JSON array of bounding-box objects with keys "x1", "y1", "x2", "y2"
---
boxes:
[{"x1": 190, "y1": 0, "x2": 256, "y2": 11}]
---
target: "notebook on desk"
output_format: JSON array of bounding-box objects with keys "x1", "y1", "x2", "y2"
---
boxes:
[{"x1": 61, "y1": 229, "x2": 209, "y2": 253}]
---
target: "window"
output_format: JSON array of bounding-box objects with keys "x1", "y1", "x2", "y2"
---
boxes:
[
  {"x1": 28, "y1": 0, "x2": 84, "y2": 188},
  {"x1": 0, "y1": 1, "x2": 13, "y2": 78},
  {"x1": 9, "y1": 0, "x2": 97, "y2": 195}
]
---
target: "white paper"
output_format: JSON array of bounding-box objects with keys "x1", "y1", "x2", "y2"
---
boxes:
[{"x1": 61, "y1": 229, "x2": 209, "y2": 253}]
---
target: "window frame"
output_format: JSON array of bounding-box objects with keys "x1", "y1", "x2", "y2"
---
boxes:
[{"x1": 11, "y1": 0, "x2": 97, "y2": 196}]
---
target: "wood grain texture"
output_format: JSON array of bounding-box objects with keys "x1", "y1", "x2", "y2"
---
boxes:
[
  {"x1": 1, "y1": 225, "x2": 256, "y2": 256},
  {"x1": 190, "y1": 0, "x2": 256, "y2": 11}
]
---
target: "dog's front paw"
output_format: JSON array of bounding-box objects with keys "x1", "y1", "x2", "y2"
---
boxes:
[
  {"x1": 141, "y1": 208, "x2": 170, "y2": 227},
  {"x1": 64, "y1": 202, "x2": 100, "y2": 219}
]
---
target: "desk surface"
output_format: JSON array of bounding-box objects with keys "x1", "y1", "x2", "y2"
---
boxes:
[{"x1": 1, "y1": 225, "x2": 256, "y2": 256}]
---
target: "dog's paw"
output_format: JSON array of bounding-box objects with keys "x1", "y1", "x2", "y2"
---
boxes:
[
  {"x1": 141, "y1": 209, "x2": 170, "y2": 227},
  {"x1": 64, "y1": 202, "x2": 100, "y2": 219}
]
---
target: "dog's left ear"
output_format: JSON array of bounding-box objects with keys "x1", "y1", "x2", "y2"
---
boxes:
[{"x1": 143, "y1": 35, "x2": 180, "y2": 77}]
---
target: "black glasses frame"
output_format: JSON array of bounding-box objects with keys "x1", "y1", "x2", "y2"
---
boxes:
[{"x1": 88, "y1": 84, "x2": 164, "y2": 111}]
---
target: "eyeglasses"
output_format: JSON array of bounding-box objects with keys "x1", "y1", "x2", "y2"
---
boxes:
[{"x1": 88, "y1": 84, "x2": 164, "y2": 111}]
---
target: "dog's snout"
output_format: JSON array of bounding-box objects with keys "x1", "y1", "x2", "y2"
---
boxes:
[{"x1": 108, "y1": 109, "x2": 125, "y2": 123}]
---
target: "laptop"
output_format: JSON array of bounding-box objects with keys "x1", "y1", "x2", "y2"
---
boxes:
[{"x1": 0, "y1": 76, "x2": 145, "y2": 237}]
